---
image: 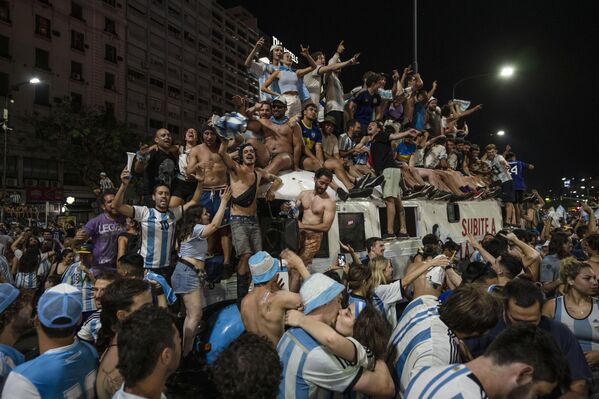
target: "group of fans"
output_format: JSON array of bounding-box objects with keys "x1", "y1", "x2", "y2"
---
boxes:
[{"x1": 0, "y1": 36, "x2": 597, "y2": 399}]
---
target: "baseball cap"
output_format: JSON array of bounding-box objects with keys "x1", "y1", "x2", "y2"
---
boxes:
[
  {"x1": 75, "y1": 243, "x2": 93, "y2": 254},
  {"x1": 269, "y1": 44, "x2": 282, "y2": 53},
  {"x1": 37, "y1": 283, "x2": 82, "y2": 328},
  {"x1": 248, "y1": 251, "x2": 280, "y2": 285},
  {"x1": 323, "y1": 116, "x2": 336, "y2": 126},
  {"x1": 272, "y1": 96, "x2": 287, "y2": 106},
  {"x1": 300, "y1": 273, "x2": 345, "y2": 314},
  {"x1": 0, "y1": 283, "x2": 19, "y2": 313}
]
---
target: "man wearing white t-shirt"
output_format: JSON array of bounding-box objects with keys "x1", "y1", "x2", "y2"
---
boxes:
[{"x1": 113, "y1": 167, "x2": 203, "y2": 279}]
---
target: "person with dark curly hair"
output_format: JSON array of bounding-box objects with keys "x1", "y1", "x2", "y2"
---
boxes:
[
  {"x1": 211, "y1": 333, "x2": 282, "y2": 399},
  {"x1": 0, "y1": 284, "x2": 33, "y2": 390},
  {"x1": 113, "y1": 305, "x2": 180, "y2": 399},
  {"x1": 95, "y1": 279, "x2": 152, "y2": 399}
]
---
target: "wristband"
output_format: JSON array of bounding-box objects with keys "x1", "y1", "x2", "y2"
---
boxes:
[{"x1": 135, "y1": 151, "x2": 148, "y2": 162}]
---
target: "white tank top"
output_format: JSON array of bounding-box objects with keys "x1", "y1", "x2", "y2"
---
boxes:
[{"x1": 555, "y1": 295, "x2": 599, "y2": 352}]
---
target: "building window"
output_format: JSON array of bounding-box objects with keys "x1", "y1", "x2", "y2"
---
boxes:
[
  {"x1": 35, "y1": 15, "x2": 51, "y2": 38},
  {"x1": 35, "y1": 48, "x2": 50, "y2": 70},
  {"x1": 105, "y1": 101, "x2": 114, "y2": 116},
  {"x1": 71, "y1": 2, "x2": 83, "y2": 20},
  {"x1": 23, "y1": 158, "x2": 58, "y2": 180},
  {"x1": 0, "y1": 2, "x2": 10, "y2": 23},
  {"x1": 103, "y1": 0, "x2": 116, "y2": 6},
  {"x1": 149, "y1": 119, "x2": 163, "y2": 129},
  {"x1": 105, "y1": 44, "x2": 117, "y2": 62},
  {"x1": 167, "y1": 124, "x2": 179, "y2": 135},
  {"x1": 127, "y1": 68, "x2": 145, "y2": 82},
  {"x1": 149, "y1": 77, "x2": 163, "y2": 88},
  {"x1": 0, "y1": 35, "x2": 8, "y2": 58},
  {"x1": 70, "y1": 92, "x2": 82, "y2": 110},
  {"x1": 104, "y1": 73, "x2": 115, "y2": 90},
  {"x1": 168, "y1": 86, "x2": 180, "y2": 99},
  {"x1": 34, "y1": 83, "x2": 50, "y2": 106},
  {"x1": 0, "y1": 72, "x2": 8, "y2": 96},
  {"x1": 71, "y1": 30, "x2": 84, "y2": 51},
  {"x1": 104, "y1": 17, "x2": 116, "y2": 34},
  {"x1": 70, "y1": 61, "x2": 82, "y2": 80}
]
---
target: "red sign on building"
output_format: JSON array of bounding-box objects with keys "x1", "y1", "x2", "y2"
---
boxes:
[{"x1": 26, "y1": 187, "x2": 65, "y2": 203}]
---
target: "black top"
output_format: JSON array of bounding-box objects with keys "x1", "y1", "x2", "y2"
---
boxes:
[
  {"x1": 370, "y1": 131, "x2": 397, "y2": 175},
  {"x1": 143, "y1": 149, "x2": 178, "y2": 195},
  {"x1": 117, "y1": 232, "x2": 140, "y2": 257},
  {"x1": 231, "y1": 172, "x2": 258, "y2": 208}
]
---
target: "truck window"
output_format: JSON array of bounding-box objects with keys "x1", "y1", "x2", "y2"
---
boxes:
[
  {"x1": 338, "y1": 213, "x2": 366, "y2": 252},
  {"x1": 447, "y1": 203, "x2": 460, "y2": 223}
]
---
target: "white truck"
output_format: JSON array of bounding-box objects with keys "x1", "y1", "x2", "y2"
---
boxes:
[{"x1": 204, "y1": 170, "x2": 503, "y2": 305}]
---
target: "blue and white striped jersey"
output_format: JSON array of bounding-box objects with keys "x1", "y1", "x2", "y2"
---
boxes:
[
  {"x1": 0, "y1": 256, "x2": 13, "y2": 285},
  {"x1": 372, "y1": 280, "x2": 405, "y2": 327},
  {"x1": 133, "y1": 205, "x2": 183, "y2": 269},
  {"x1": 62, "y1": 262, "x2": 96, "y2": 312},
  {"x1": 77, "y1": 310, "x2": 101, "y2": 343},
  {"x1": 404, "y1": 364, "x2": 488, "y2": 399},
  {"x1": 555, "y1": 296, "x2": 599, "y2": 352},
  {"x1": 388, "y1": 295, "x2": 461, "y2": 397},
  {"x1": 277, "y1": 327, "x2": 366, "y2": 399},
  {"x1": 348, "y1": 294, "x2": 368, "y2": 317},
  {"x1": 2, "y1": 340, "x2": 98, "y2": 399}
]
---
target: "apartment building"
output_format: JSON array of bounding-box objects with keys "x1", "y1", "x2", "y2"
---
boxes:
[
  {"x1": 0, "y1": 0, "x2": 263, "y2": 220},
  {"x1": 124, "y1": 0, "x2": 261, "y2": 140},
  {"x1": 0, "y1": 0, "x2": 127, "y2": 215}
]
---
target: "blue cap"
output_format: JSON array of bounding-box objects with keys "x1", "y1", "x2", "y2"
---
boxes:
[
  {"x1": 37, "y1": 284, "x2": 82, "y2": 329},
  {"x1": 300, "y1": 273, "x2": 345, "y2": 314},
  {"x1": 0, "y1": 283, "x2": 19, "y2": 313},
  {"x1": 248, "y1": 251, "x2": 280, "y2": 285}
]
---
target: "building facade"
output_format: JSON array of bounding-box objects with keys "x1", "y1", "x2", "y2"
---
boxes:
[{"x1": 0, "y1": 0, "x2": 263, "y2": 222}]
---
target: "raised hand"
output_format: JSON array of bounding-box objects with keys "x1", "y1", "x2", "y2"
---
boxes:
[
  {"x1": 392, "y1": 69, "x2": 400, "y2": 81},
  {"x1": 232, "y1": 95, "x2": 245, "y2": 108},
  {"x1": 120, "y1": 168, "x2": 132, "y2": 184},
  {"x1": 336, "y1": 40, "x2": 345, "y2": 54},
  {"x1": 299, "y1": 44, "x2": 310, "y2": 58},
  {"x1": 221, "y1": 187, "x2": 232, "y2": 202},
  {"x1": 254, "y1": 37, "x2": 265, "y2": 49},
  {"x1": 339, "y1": 241, "x2": 354, "y2": 253}
]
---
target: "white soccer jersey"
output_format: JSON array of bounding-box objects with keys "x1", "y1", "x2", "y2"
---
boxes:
[
  {"x1": 277, "y1": 328, "x2": 367, "y2": 399},
  {"x1": 404, "y1": 364, "x2": 488, "y2": 399},
  {"x1": 372, "y1": 280, "x2": 405, "y2": 327},
  {"x1": 388, "y1": 295, "x2": 461, "y2": 397},
  {"x1": 133, "y1": 205, "x2": 183, "y2": 269}
]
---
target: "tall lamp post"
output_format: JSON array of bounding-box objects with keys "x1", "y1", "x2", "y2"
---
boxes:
[
  {"x1": 452, "y1": 65, "x2": 514, "y2": 100},
  {"x1": 1, "y1": 77, "x2": 41, "y2": 221}
]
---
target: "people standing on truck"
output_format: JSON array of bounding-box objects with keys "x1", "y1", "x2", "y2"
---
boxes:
[{"x1": 485, "y1": 144, "x2": 516, "y2": 226}]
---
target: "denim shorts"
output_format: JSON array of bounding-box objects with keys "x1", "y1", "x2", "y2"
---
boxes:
[
  {"x1": 171, "y1": 262, "x2": 200, "y2": 294},
  {"x1": 200, "y1": 186, "x2": 230, "y2": 226}
]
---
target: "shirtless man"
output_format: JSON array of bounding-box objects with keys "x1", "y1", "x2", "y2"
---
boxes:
[
  {"x1": 241, "y1": 249, "x2": 310, "y2": 346},
  {"x1": 238, "y1": 100, "x2": 273, "y2": 168},
  {"x1": 218, "y1": 140, "x2": 283, "y2": 301},
  {"x1": 246, "y1": 96, "x2": 302, "y2": 175},
  {"x1": 283, "y1": 167, "x2": 336, "y2": 292},
  {"x1": 186, "y1": 126, "x2": 233, "y2": 275}
]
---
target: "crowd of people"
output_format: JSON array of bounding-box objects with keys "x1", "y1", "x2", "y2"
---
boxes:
[{"x1": 0, "y1": 36, "x2": 597, "y2": 399}]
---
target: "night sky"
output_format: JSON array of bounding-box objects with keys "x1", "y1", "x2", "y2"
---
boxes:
[{"x1": 222, "y1": 0, "x2": 599, "y2": 193}]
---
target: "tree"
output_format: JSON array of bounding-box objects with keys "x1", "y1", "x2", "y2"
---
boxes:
[{"x1": 31, "y1": 98, "x2": 140, "y2": 190}]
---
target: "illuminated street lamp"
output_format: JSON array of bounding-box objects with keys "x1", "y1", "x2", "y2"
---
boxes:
[{"x1": 452, "y1": 64, "x2": 515, "y2": 99}]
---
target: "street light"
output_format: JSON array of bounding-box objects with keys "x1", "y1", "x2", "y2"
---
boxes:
[
  {"x1": 2, "y1": 77, "x2": 41, "y2": 221},
  {"x1": 452, "y1": 64, "x2": 515, "y2": 99},
  {"x1": 500, "y1": 66, "x2": 514, "y2": 78},
  {"x1": 496, "y1": 130, "x2": 505, "y2": 136},
  {"x1": 66, "y1": 196, "x2": 75, "y2": 205}
]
